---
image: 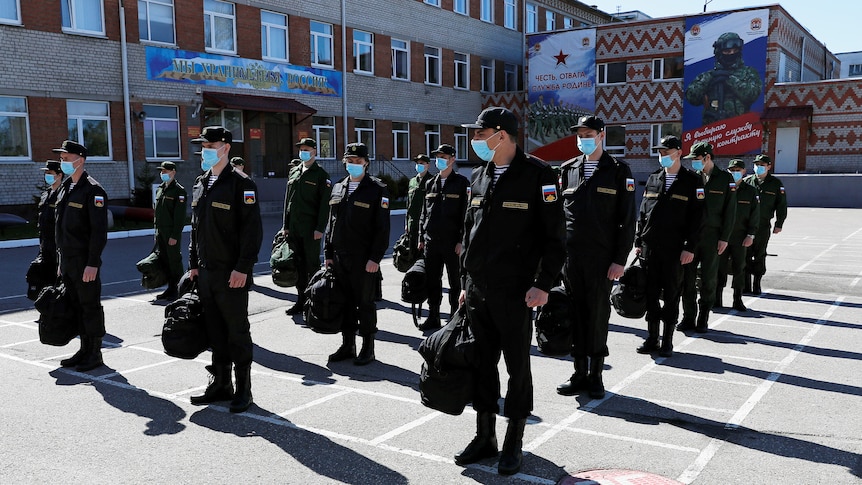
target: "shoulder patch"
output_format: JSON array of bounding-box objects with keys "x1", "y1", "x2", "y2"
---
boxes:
[
  {"x1": 696, "y1": 188, "x2": 705, "y2": 200},
  {"x1": 542, "y1": 184, "x2": 557, "y2": 203},
  {"x1": 381, "y1": 196, "x2": 390, "y2": 209},
  {"x1": 243, "y1": 190, "x2": 256, "y2": 204},
  {"x1": 94, "y1": 195, "x2": 105, "y2": 207},
  {"x1": 626, "y1": 178, "x2": 635, "y2": 191},
  {"x1": 780, "y1": 186, "x2": 785, "y2": 194},
  {"x1": 729, "y1": 182, "x2": 737, "y2": 191},
  {"x1": 178, "y1": 195, "x2": 186, "y2": 203}
]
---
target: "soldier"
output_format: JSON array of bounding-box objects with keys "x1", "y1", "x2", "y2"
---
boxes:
[
  {"x1": 744, "y1": 154, "x2": 787, "y2": 295},
  {"x1": 716, "y1": 159, "x2": 759, "y2": 311},
  {"x1": 324, "y1": 143, "x2": 390, "y2": 366},
  {"x1": 678, "y1": 142, "x2": 736, "y2": 333},
  {"x1": 556, "y1": 115, "x2": 636, "y2": 400},
  {"x1": 416, "y1": 144, "x2": 469, "y2": 331},
  {"x1": 406, "y1": 154, "x2": 432, "y2": 249},
  {"x1": 686, "y1": 32, "x2": 763, "y2": 125},
  {"x1": 282, "y1": 137, "x2": 332, "y2": 316},
  {"x1": 455, "y1": 107, "x2": 565, "y2": 476},
  {"x1": 230, "y1": 157, "x2": 245, "y2": 174},
  {"x1": 53, "y1": 140, "x2": 109, "y2": 372},
  {"x1": 188, "y1": 126, "x2": 263, "y2": 414},
  {"x1": 635, "y1": 135, "x2": 703, "y2": 358},
  {"x1": 154, "y1": 161, "x2": 187, "y2": 301},
  {"x1": 37, "y1": 161, "x2": 64, "y2": 279}
]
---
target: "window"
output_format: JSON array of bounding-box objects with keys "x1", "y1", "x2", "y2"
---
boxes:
[
  {"x1": 453, "y1": 0, "x2": 467, "y2": 15},
  {"x1": 142, "y1": 105, "x2": 179, "y2": 159},
  {"x1": 425, "y1": 124, "x2": 440, "y2": 157},
  {"x1": 481, "y1": 58, "x2": 494, "y2": 93},
  {"x1": 353, "y1": 30, "x2": 374, "y2": 74},
  {"x1": 261, "y1": 10, "x2": 288, "y2": 61},
  {"x1": 138, "y1": 0, "x2": 174, "y2": 44},
  {"x1": 563, "y1": 16, "x2": 573, "y2": 29},
  {"x1": 204, "y1": 0, "x2": 235, "y2": 54},
  {"x1": 454, "y1": 127, "x2": 467, "y2": 161},
  {"x1": 425, "y1": 46, "x2": 441, "y2": 86},
  {"x1": 849, "y1": 64, "x2": 862, "y2": 77},
  {"x1": 526, "y1": 3, "x2": 537, "y2": 33},
  {"x1": 203, "y1": 108, "x2": 243, "y2": 142},
  {"x1": 0, "y1": 96, "x2": 30, "y2": 159},
  {"x1": 598, "y1": 61, "x2": 626, "y2": 84},
  {"x1": 504, "y1": 0, "x2": 516, "y2": 29},
  {"x1": 424, "y1": 0, "x2": 439, "y2": 6},
  {"x1": 454, "y1": 52, "x2": 469, "y2": 90},
  {"x1": 310, "y1": 21, "x2": 333, "y2": 68},
  {"x1": 355, "y1": 119, "x2": 375, "y2": 158},
  {"x1": 0, "y1": 0, "x2": 21, "y2": 24},
  {"x1": 650, "y1": 123, "x2": 682, "y2": 155},
  {"x1": 480, "y1": 0, "x2": 492, "y2": 23},
  {"x1": 67, "y1": 100, "x2": 111, "y2": 159},
  {"x1": 61, "y1": 0, "x2": 105, "y2": 35},
  {"x1": 313, "y1": 116, "x2": 336, "y2": 159},
  {"x1": 604, "y1": 125, "x2": 626, "y2": 157},
  {"x1": 392, "y1": 122, "x2": 410, "y2": 160},
  {"x1": 504, "y1": 63, "x2": 517, "y2": 91},
  {"x1": 653, "y1": 56, "x2": 684, "y2": 80},
  {"x1": 391, "y1": 39, "x2": 409, "y2": 80},
  {"x1": 546, "y1": 11, "x2": 555, "y2": 31}
]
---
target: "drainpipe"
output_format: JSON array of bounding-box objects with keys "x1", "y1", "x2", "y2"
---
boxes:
[
  {"x1": 341, "y1": 0, "x2": 348, "y2": 154},
  {"x1": 119, "y1": 0, "x2": 135, "y2": 198}
]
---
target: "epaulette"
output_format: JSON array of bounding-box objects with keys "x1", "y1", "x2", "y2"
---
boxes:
[
  {"x1": 234, "y1": 169, "x2": 250, "y2": 179},
  {"x1": 87, "y1": 175, "x2": 103, "y2": 187},
  {"x1": 525, "y1": 154, "x2": 550, "y2": 167},
  {"x1": 369, "y1": 175, "x2": 387, "y2": 188}
]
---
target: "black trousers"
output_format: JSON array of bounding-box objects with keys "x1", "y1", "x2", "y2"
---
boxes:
[
  {"x1": 60, "y1": 255, "x2": 105, "y2": 338},
  {"x1": 718, "y1": 238, "x2": 747, "y2": 290},
  {"x1": 156, "y1": 232, "x2": 184, "y2": 283},
  {"x1": 564, "y1": 253, "x2": 612, "y2": 358},
  {"x1": 465, "y1": 276, "x2": 533, "y2": 419},
  {"x1": 198, "y1": 268, "x2": 253, "y2": 367},
  {"x1": 423, "y1": 241, "x2": 461, "y2": 313},
  {"x1": 746, "y1": 226, "x2": 772, "y2": 276},
  {"x1": 333, "y1": 255, "x2": 379, "y2": 337},
  {"x1": 289, "y1": 232, "x2": 322, "y2": 302},
  {"x1": 642, "y1": 245, "x2": 684, "y2": 325}
]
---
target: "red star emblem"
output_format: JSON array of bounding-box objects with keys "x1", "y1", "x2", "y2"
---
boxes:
[{"x1": 553, "y1": 50, "x2": 569, "y2": 66}]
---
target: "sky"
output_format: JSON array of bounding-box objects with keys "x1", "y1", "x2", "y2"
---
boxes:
[{"x1": 585, "y1": 1, "x2": 861, "y2": 54}]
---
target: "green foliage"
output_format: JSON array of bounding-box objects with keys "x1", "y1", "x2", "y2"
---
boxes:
[{"x1": 132, "y1": 163, "x2": 158, "y2": 207}]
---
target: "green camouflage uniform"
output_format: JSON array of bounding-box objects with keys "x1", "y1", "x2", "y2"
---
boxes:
[
  {"x1": 744, "y1": 173, "x2": 787, "y2": 277},
  {"x1": 154, "y1": 179, "x2": 188, "y2": 285},
  {"x1": 718, "y1": 181, "x2": 760, "y2": 295}
]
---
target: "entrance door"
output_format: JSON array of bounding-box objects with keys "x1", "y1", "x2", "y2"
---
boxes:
[
  {"x1": 264, "y1": 118, "x2": 294, "y2": 178},
  {"x1": 774, "y1": 126, "x2": 800, "y2": 174}
]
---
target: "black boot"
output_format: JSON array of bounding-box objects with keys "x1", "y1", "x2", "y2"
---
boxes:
[
  {"x1": 417, "y1": 305, "x2": 441, "y2": 331},
  {"x1": 285, "y1": 294, "x2": 306, "y2": 315},
  {"x1": 354, "y1": 335, "x2": 375, "y2": 366},
  {"x1": 454, "y1": 412, "x2": 498, "y2": 465},
  {"x1": 75, "y1": 337, "x2": 104, "y2": 372},
  {"x1": 752, "y1": 275, "x2": 763, "y2": 295},
  {"x1": 230, "y1": 365, "x2": 253, "y2": 413},
  {"x1": 732, "y1": 288, "x2": 748, "y2": 312},
  {"x1": 328, "y1": 333, "x2": 356, "y2": 362},
  {"x1": 636, "y1": 320, "x2": 660, "y2": 354},
  {"x1": 743, "y1": 271, "x2": 753, "y2": 294},
  {"x1": 714, "y1": 273, "x2": 727, "y2": 308},
  {"x1": 157, "y1": 280, "x2": 179, "y2": 301},
  {"x1": 60, "y1": 337, "x2": 88, "y2": 368},
  {"x1": 588, "y1": 357, "x2": 605, "y2": 399},
  {"x1": 676, "y1": 315, "x2": 696, "y2": 331},
  {"x1": 659, "y1": 322, "x2": 674, "y2": 357},
  {"x1": 556, "y1": 357, "x2": 588, "y2": 396},
  {"x1": 498, "y1": 418, "x2": 526, "y2": 476},
  {"x1": 190, "y1": 364, "x2": 234, "y2": 405},
  {"x1": 695, "y1": 309, "x2": 709, "y2": 333}
]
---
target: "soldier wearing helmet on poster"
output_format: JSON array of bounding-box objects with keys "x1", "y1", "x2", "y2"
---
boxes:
[{"x1": 686, "y1": 32, "x2": 763, "y2": 125}]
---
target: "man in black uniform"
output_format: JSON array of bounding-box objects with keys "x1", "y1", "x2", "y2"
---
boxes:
[
  {"x1": 324, "y1": 143, "x2": 390, "y2": 366},
  {"x1": 36, "y1": 161, "x2": 64, "y2": 287},
  {"x1": 154, "y1": 161, "x2": 187, "y2": 301},
  {"x1": 455, "y1": 107, "x2": 565, "y2": 476},
  {"x1": 556, "y1": 116, "x2": 636, "y2": 400},
  {"x1": 716, "y1": 159, "x2": 759, "y2": 311},
  {"x1": 416, "y1": 144, "x2": 469, "y2": 331},
  {"x1": 635, "y1": 135, "x2": 703, "y2": 358},
  {"x1": 53, "y1": 140, "x2": 109, "y2": 372},
  {"x1": 188, "y1": 126, "x2": 263, "y2": 414}
]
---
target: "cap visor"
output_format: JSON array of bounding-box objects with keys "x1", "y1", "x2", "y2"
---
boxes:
[{"x1": 461, "y1": 122, "x2": 483, "y2": 129}]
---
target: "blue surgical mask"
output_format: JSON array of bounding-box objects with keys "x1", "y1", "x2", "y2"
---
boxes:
[
  {"x1": 754, "y1": 165, "x2": 767, "y2": 176},
  {"x1": 60, "y1": 160, "x2": 76, "y2": 175},
  {"x1": 299, "y1": 150, "x2": 312, "y2": 162},
  {"x1": 200, "y1": 147, "x2": 220, "y2": 171},
  {"x1": 577, "y1": 137, "x2": 597, "y2": 156},
  {"x1": 435, "y1": 157, "x2": 448, "y2": 171},
  {"x1": 691, "y1": 160, "x2": 704, "y2": 171},
  {"x1": 470, "y1": 131, "x2": 501, "y2": 162},
  {"x1": 345, "y1": 162, "x2": 365, "y2": 178},
  {"x1": 160, "y1": 173, "x2": 171, "y2": 183},
  {"x1": 659, "y1": 155, "x2": 674, "y2": 168},
  {"x1": 731, "y1": 171, "x2": 743, "y2": 182},
  {"x1": 45, "y1": 174, "x2": 56, "y2": 185},
  {"x1": 415, "y1": 163, "x2": 427, "y2": 174}
]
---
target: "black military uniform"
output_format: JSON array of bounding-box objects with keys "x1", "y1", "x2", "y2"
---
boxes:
[
  {"x1": 154, "y1": 161, "x2": 187, "y2": 300},
  {"x1": 37, "y1": 161, "x2": 63, "y2": 276},
  {"x1": 324, "y1": 143, "x2": 390, "y2": 366},
  {"x1": 557, "y1": 116, "x2": 636, "y2": 399},
  {"x1": 53, "y1": 140, "x2": 109, "y2": 372},
  {"x1": 418, "y1": 144, "x2": 469, "y2": 330},
  {"x1": 717, "y1": 159, "x2": 759, "y2": 311},
  {"x1": 188, "y1": 126, "x2": 263, "y2": 414},
  {"x1": 635, "y1": 136, "x2": 704, "y2": 357}
]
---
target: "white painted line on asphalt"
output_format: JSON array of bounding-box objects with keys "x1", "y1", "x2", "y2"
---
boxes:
[
  {"x1": 635, "y1": 397, "x2": 737, "y2": 415},
  {"x1": 724, "y1": 318, "x2": 809, "y2": 330},
  {"x1": 841, "y1": 225, "x2": 862, "y2": 242},
  {"x1": 0, "y1": 320, "x2": 35, "y2": 327},
  {"x1": 678, "y1": 439, "x2": 724, "y2": 484},
  {"x1": 650, "y1": 370, "x2": 758, "y2": 387},
  {"x1": 684, "y1": 352, "x2": 783, "y2": 364},
  {"x1": 546, "y1": 423, "x2": 701, "y2": 453},
  {"x1": 277, "y1": 389, "x2": 353, "y2": 418},
  {"x1": 100, "y1": 358, "x2": 178, "y2": 379},
  {"x1": 369, "y1": 411, "x2": 442, "y2": 445},
  {"x1": 2, "y1": 338, "x2": 40, "y2": 348},
  {"x1": 792, "y1": 244, "x2": 837, "y2": 273}
]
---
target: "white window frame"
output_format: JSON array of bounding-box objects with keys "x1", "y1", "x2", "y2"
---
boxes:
[
  {"x1": 423, "y1": 0, "x2": 440, "y2": 6},
  {"x1": 480, "y1": 0, "x2": 492, "y2": 23},
  {"x1": 353, "y1": 30, "x2": 374, "y2": 75},
  {"x1": 142, "y1": 104, "x2": 180, "y2": 160},
  {"x1": 261, "y1": 10, "x2": 288, "y2": 62},
  {"x1": 310, "y1": 21, "x2": 334, "y2": 68},
  {"x1": 61, "y1": 0, "x2": 105, "y2": 35},
  {"x1": 454, "y1": 127, "x2": 467, "y2": 161},
  {"x1": 454, "y1": 52, "x2": 469, "y2": 90},
  {"x1": 354, "y1": 119, "x2": 375, "y2": 159},
  {"x1": 66, "y1": 100, "x2": 112, "y2": 160},
  {"x1": 392, "y1": 122, "x2": 410, "y2": 160},
  {"x1": 425, "y1": 124, "x2": 440, "y2": 158},
  {"x1": 849, "y1": 64, "x2": 862, "y2": 77},
  {"x1": 424, "y1": 46, "x2": 441, "y2": 86},
  {"x1": 312, "y1": 116, "x2": 336, "y2": 159},
  {"x1": 481, "y1": 58, "x2": 495, "y2": 93},
  {"x1": 0, "y1": 0, "x2": 21, "y2": 25},
  {"x1": 138, "y1": 0, "x2": 175, "y2": 44},
  {"x1": 563, "y1": 16, "x2": 574, "y2": 29},
  {"x1": 546, "y1": 10, "x2": 555, "y2": 31},
  {"x1": 203, "y1": 108, "x2": 243, "y2": 142},
  {"x1": 453, "y1": 0, "x2": 467, "y2": 16},
  {"x1": 391, "y1": 38, "x2": 409, "y2": 81},
  {"x1": 504, "y1": 63, "x2": 517, "y2": 91},
  {"x1": 650, "y1": 123, "x2": 682, "y2": 156},
  {"x1": 526, "y1": 3, "x2": 538, "y2": 33},
  {"x1": 652, "y1": 56, "x2": 684, "y2": 81},
  {"x1": 204, "y1": 0, "x2": 236, "y2": 55},
  {"x1": 0, "y1": 96, "x2": 31, "y2": 161},
  {"x1": 598, "y1": 61, "x2": 626, "y2": 85},
  {"x1": 504, "y1": 0, "x2": 516, "y2": 30}
]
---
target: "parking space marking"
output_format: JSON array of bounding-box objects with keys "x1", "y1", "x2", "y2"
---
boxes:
[
  {"x1": 2, "y1": 338, "x2": 40, "y2": 348},
  {"x1": 369, "y1": 411, "x2": 442, "y2": 445},
  {"x1": 684, "y1": 352, "x2": 783, "y2": 364},
  {"x1": 546, "y1": 423, "x2": 702, "y2": 453},
  {"x1": 100, "y1": 358, "x2": 178, "y2": 379},
  {"x1": 650, "y1": 370, "x2": 758, "y2": 387},
  {"x1": 277, "y1": 389, "x2": 353, "y2": 417}
]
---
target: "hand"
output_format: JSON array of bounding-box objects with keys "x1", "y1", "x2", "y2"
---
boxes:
[
  {"x1": 607, "y1": 263, "x2": 625, "y2": 281},
  {"x1": 635, "y1": 246, "x2": 642, "y2": 256},
  {"x1": 228, "y1": 270, "x2": 247, "y2": 289},
  {"x1": 417, "y1": 241, "x2": 425, "y2": 251},
  {"x1": 717, "y1": 240, "x2": 728, "y2": 255},
  {"x1": 189, "y1": 268, "x2": 198, "y2": 280},
  {"x1": 82, "y1": 266, "x2": 98, "y2": 283},
  {"x1": 680, "y1": 250, "x2": 695, "y2": 265},
  {"x1": 711, "y1": 69, "x2": 731, "y2": 83},
  {"x1": 742, "y1": 236, "x2": 754, "y2": 247},
  {"x1": 324, "y1": 259, "x2": 332, "y2": 268},
  {"x1": 280, "y1": 228, "x2": 288, "y2": 237},
  {"x1": 168, "y1": 237, "x2": 177, "y2": 246},
  {"x1": 365, "y1": 260, "x2": 379, "y2": 273},
  {"x1": 313, "y1": 230, "x2": 323, "y2": 240},
  {"x1": 455, "y1": 242, "x2": 462, "y2": 256},
  {"x1": 773, "y1": 227, "x2": 782, "y2": 234},
  {"x1": 525, "y1": 287, "x2": 549, "y2": 308},
  {"x1": 458, "y1": 290, "x2": 466, "y2": 307}
]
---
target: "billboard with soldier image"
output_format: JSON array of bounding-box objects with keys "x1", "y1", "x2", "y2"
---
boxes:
[{"x1": 683, "y1": 9, "x2": 768, "y2": 156}]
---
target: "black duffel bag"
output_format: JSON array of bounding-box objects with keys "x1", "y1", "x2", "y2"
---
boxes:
[
  {"x1": 26, "y1": 253, "x2": 56, "y2": 301},
  {"x1": 34, "y1": 281, "x2": 79, "y2": 346},
  {"x1": 611, "y1": 257, "x2": 647, "y2": 319},
  {"x1": 136, "y1": 250, "x2": 168, "y2": 290},
  {"x1": 402, "y1": 258, "x2": 427, "y2": 327},
  {"x1": 304, "y1": 267, "x2": 345, "y2": 334},
  {"x1": 161, "y1": 278, "x2": 207, "y2": 359},
  {"x1": 417, "y1": 307, "x2": 476, "y2": 415},
  {"x1": 392, "y1": 232, "x2": 420, "y2": 273},
  {"x1": 534, "y1": 285, "x2": 574, "y2": 356},
  {"x1": 270, "y1": 232, "x2": 298, "y2": 288}
]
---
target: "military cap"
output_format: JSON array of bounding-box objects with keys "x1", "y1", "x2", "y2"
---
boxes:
[
  {"x1": 652, "y1": 135, "x2": 682, "y2": 151},
  {"x1": 158, "y1": 161, "x2": 177, "y2": 171},
  {"x1": 191, "y1": 126, "x2": 232, "y2": 144},
  {"x1": 230, "y1": 157, "x2": 245, "y2": 166},
  {"x1": 51, "y1": 140, "x2": 88, "y2": 158},
  {"x1": 728, "y1": 159, "x2": 746, "y2": 169},
  {"x1": 570, "y1": 115, "x2": 605, "y2": 132},
  {"x1": 343, "y1": 142, "x2": 369, "y2": 159},
  {"x1": 684, "y1": 141, "x2": 713, "y2": 159},
  {"x1": 754, "y1": 154, "x2": 772, "y2": 164},
  {"x1": 431, "y1": 144, "x2": 457, "y2": 157},
  {"x1": 462, "y1": 107, "x2": 519, "y2": 136},
  {"x1": 41, "y1": 160, "x2": 62, "y2": 172},
  {"x1": 413, "y1": 154, "x2": 431, "y2": 163},
  {"x1": 295, "y1": 137, "x2": 317, "y2": 148}
]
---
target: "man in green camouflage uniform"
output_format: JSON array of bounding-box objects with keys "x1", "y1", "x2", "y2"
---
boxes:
[
  {"x1": 716, "y1": 159, "x2": 759, "y2": 311},
  {"x1": 744, "y1": 154, "x2": 787, "y2": 295},
  {"x1": 405, "y1": 154, "x2": 432, "y2": 249},
  {"x1": 686, "y1": 32, "x2": 762, "y2": 125},
  {"x1": 154, "y1": 161, "x2": 188, "y2": 301}
]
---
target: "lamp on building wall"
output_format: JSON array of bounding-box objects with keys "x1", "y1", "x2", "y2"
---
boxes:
[
  {"x1": 132, "y1": 110, "x2": 147, "y2": 121},
  {"x1": 366, "y1": 103, "x2": 373, "y2": 111}
]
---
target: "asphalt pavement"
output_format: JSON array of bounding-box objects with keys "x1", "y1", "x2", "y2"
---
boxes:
[{"x1": 1, "y1": 209, "x2": 860, "y2": 484}]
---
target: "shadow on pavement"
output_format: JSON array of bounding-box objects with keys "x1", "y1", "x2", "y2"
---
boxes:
[{"x1": 253, "y1": 343, "x2": 336, "y2": 386}]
